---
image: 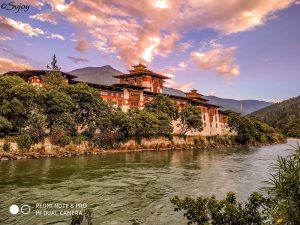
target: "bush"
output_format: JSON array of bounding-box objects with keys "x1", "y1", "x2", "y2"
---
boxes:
[
  {"x1": 50, "y1": 127, "x2": 71, "y2": 147},
  {"x1": 71, "y1": 135, "x2": 85, "y2": 145},
  {"x1": 16, "y1": 134, "x2": 33, "y2": 151},
  {"x1": 2, "y1": 142, "x2": 11, "y2": 152}
]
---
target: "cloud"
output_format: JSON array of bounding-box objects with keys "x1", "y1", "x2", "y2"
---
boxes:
[
  {"x1": 179, "y1": 61, "x2": 187, "y2": 68},
  {"x1": 165, "y1": 79, "x2": 194, "y2": 92},
  {"x1": 191, "y1": 40, "x2": 240, "y2": 76},
  {"x1": 179, "y1": 41, "x2": 193, "y2": 52},
  {"x1": 30, "y1": 13, "x2": 59, "y2": 24},
  {"x1": 75, "y1": 39, "x2": 89, "y2": 52},
  {"x1": 0, "y1": 57, "x2": 32, "y2": 73},
  {"x1": 30, "y1": 0, "x2": 295, "y2": 65},
  {"x1": 67, "y1": 56, "x2": 89, "y2": 64},
  {"x1": 47, "y1": 33, "x2": 65, "y2": 40},
  {"x1": 159, "y1": 61, "x2": 188, "y2": 76},
  {"x1": 0, "y1": 35, "x2": 12, "y2": 41},
  {"x1": 0, "y1": 16, "x2": 45, "y2": 37}
]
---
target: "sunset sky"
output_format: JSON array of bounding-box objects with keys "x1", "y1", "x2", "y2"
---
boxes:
[{"x1": 0, "y1": 0, "x2": 299, "y2": 101}]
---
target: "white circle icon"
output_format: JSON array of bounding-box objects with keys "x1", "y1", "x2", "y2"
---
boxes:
[
  {"x1": 21, "y1": 205, "x2": 31, "y2": 215},
  {"x1": 9, "y1": 205, "x2": 19, "y2": 215}
]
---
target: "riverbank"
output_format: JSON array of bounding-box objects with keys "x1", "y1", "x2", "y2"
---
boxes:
[{"x1": 0, "y1": 134, "x2": 287, "y2": 161}]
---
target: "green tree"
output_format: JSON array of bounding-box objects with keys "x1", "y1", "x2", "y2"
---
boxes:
[
  {"x1": 16, "y1": 134, "x2": 33, "y2": 151},
  {"x1": 26, "y1": 113, "x2": 47, "y2": 143},
  {"x1": 64, "y1": 83, "x2": 108, "y2": 128},
  {"x1": 171, "y1": 192, "x2": 266, "y2": 225},
  {"x1": 0, "y1": 76, "x2": 38, "y2": 132},
  {"x1": 42, "y1": 54, "x2": 65, "y2": 88},
  {"x1": 47, "y1": 54, "x2": 61, "y2": 71},
  {"x1": 228, "y1": 113, "x2": 255, "y2": 144},
  {"x1": 145, "y1": 94, "x2": 179, "y2": 120},
  {"x1": 157, "y1": 112, "x2": 173, "y2": 140},
  {"x1": 42, "y1": 89, "x2": 75, "y2": 132},
  {"x1": 128, "y1": 110, "x2": 160, "y2": 143},
  {"x1": 0, "y1": 116, "x2": 12, "y2": 134},
  {"x1": 178, "y1": 105, "x2": 203, "y2": 136},
  {"x1": 264, "y1": 144, "x2": 300, "y2": 224}
]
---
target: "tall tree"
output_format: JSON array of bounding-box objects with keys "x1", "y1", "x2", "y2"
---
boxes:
[
  {"x1": 47, "y1": 54, "x2": 61, "y2": 71},
  {"x1": 178, "y1": 105, "x2": 203, "y2": 136},
  {"x1": 42, "y1": 54, "x2": 66, "y2": 88},
  {"x1": 0, "y1": 76, "x2": 38, "y2": 132},
  {"x1": 64, "y1": 83, "x2": 108, "y2": 128},
  {"x1": 144, "y1": 94, "x2": 179, "y2": 120}
]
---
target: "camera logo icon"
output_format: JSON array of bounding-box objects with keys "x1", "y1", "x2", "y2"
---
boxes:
[{"x1": 9, "y1": 204, "x2": 31, "y2": 215}]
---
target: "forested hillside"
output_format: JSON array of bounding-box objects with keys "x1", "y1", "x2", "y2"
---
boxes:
[{"x1": 251, "y1": 96, "x2": 300, "y2": 138}]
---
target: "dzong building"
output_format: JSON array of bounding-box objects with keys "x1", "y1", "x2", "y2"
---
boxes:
[{"x1": 4, "y1": 63, "x2": 231, "y2": 136}]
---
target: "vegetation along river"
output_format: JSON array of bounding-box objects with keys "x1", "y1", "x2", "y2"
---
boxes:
[{"x1": 0, "y1": 139, "x2": 299, "y2": 225}]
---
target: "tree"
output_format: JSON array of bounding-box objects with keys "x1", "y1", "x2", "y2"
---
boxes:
[
  {"x1": 42, "y1": 54, "x2": 66, "y2": 88},
  {"x1": 47, "y1": 54, "x2": 61, "y2": 71},
  {"x1": 25, "y1": 113, "x2": 47, "y2": 143},
  {"x1": 145, "y1": 94, "x2": 179, "y2": 120},
  {"x1": 42, "y1": 89, "x2": 75, "y2": 132},
  {"x1": 228, "y1": 113, "x2": 255, "y2": 144},
  {"x1": 64, "y1": 83, "x2": 108, "y2": 128},
  {"x1": 128, "y1": 110, "x2": 161, "y2": 143},
  {"x1": 0, "y1": 76, "x2": 38, "y2": 132},
  {"x1": 171, "y1": 192, "x2": 266, "y2": 225},
  {"x1": 0, "y1": 116, "x2": 12, "y2": 134},
  {"x1": 157, "y1": 112, "x2": 173, "y2": 140},
  {"x1": 178, "y1": 105, "x2": 203, "y2": 136},
  {"x1": 264, "y1": 144, "x2": 300, "y2": 224}
]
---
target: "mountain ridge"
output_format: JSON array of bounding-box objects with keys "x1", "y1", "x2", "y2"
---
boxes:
[{"x1": 250, "y1": 95, "x2": 300, "y2": 137}]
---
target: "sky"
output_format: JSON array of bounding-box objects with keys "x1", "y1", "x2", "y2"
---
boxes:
[{"x1": 0, "y1": 0, "x2": 299, "y2": 101}]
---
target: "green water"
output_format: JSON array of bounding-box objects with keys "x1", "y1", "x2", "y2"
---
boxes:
[{"x1": 0, "y1": 139, "x2": 299, "y2": 225}]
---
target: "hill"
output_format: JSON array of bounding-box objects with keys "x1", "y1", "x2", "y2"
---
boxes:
[
  {"x1": 69, "y1": 65, "x2": 272, "y2": 114},
  {"x1": 69, "y1": 65, "x2": 121, "y2": 86},
  {"x1": 250, "y1": 95, "x2": 300, "y2": 138},
  {"x1": 204, "y1": 96, "x2": 272, "y2": 114}
]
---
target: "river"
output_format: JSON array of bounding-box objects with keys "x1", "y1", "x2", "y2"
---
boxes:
[{"x1": 0, "y1": 139, "x2": 299, "y2": 225}]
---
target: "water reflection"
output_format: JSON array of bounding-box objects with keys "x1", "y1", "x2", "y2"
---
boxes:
[{"x1": 0, "y1": 140, "x2": 298, "y2": 225}]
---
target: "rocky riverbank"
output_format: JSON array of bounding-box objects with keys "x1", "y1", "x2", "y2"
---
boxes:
[{"x1": 0, "y1": 135, "x2": 286, "y2": 161}]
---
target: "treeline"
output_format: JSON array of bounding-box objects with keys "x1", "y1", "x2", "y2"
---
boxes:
[
  {"x1": 228, "y1": 113, "x2": 286, "y2": 145},
  {"x1": 0, "y1": 71, "x2": 203, "y2": 151},
  {"x1": 250, "y1": 96, "x2": 300, "y2": 138}
]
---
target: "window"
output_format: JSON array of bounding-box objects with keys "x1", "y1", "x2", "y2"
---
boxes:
[
  {"x1": 137, "y1": 79, "x2": 142, "y2": 86},
  {"x1": 130, "y1": 100, "x2": 138, "y2": 108},
  {"x1": 117, "y1": 100, "x2": 123, "y2": 107},
  {"x1": 216, "y1": 123, "x2": 218, "y2": 128},
  {"x1": 130, "y1": 92, "x2": 140, "y2": 100}
]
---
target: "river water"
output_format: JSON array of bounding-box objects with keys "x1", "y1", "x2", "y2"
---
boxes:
[{"x1": 0, "y1": 139, "x2": 299, "y2": 225}]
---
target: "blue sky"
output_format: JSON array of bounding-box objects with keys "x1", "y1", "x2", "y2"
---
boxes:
[{"x1": 0, "y1": 0, "x2": 299, "y2": 101}]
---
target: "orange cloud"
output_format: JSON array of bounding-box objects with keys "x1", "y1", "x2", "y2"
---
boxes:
[
  {"x1": 32, "y1": 0, "x2": 295, "y2": 66},
  {"x1": 75, "y1": 39, "x2": 89, "y2": 52},
  {"x1": 0, "y1": 16, "x2": 44, "y2": 37},
  {"x1": 191, "y1": 40, "x2": 240, "y2": 76},
  {"x1": 0, "y1": 58, "x2": 32, "y2": 73},
  {"x1": 30, "y1": 12, "x2": 59, "y2": 24}
]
